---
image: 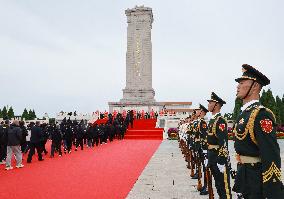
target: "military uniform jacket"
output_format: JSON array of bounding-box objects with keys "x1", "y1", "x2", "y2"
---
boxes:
[
  {"x1": 234, "y1": 102, "x2": 284, "y2": 198},
  {"x1": 186, "y1": 122, "x2": 193, "y2": 148},
  {"x1": 207, "y1": 112, "x2": 228, "y2": 165},
  {"x1": 198, "y1": 118, "x2": 208, "y2": 150},
  {"x1": 192, "y1": 120, "x2": 199, "y2": 150}
]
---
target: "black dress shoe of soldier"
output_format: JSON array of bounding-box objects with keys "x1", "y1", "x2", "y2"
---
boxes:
[
  {"x1": 200, "y1": 189, "x2": 208, "y2": 195},
  {"x1": 191, "y1": 173, "x2": 199, "y2": 179}
]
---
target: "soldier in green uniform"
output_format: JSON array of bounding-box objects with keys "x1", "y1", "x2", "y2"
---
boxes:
[
  {"x1": 196, "y1": 104, "x2": 209, "y2": 195},
  {"x1": 233, "y1": 64, "x2": 284, "y2": 199},
  {"x1": 207, "y1": 92, "x2": 232, "y2": 199},
  {"x1": 192, "y1": 109, "x2": 200, "y2": 179}
]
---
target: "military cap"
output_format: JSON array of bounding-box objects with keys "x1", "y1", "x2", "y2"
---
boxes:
[
  {"x1": 235, "y1": 64, "x2": 270, "y2": 86},
  {"x1": 207, "y1": 92, "x2": 226, "y2": 105},
  {"x1": 199, "y1": 104, "x2": 209, "y2": 113}
]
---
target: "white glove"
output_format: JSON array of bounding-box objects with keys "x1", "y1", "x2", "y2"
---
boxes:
[
  {"x1": 217, "y1": 163, "x2": 225, "y2": 173},
  {"x1": 204, "y1": 159, "x2": 208, "y2": 167}
]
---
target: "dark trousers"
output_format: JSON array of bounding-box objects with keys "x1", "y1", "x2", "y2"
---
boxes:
[
  {"x1": 65, "y1": 139, "x2": 72, "y2": 152},
  {"x1": 76, "y1": 138, "x2": 83, "y2": 150},
  {"x1": 208, "y1": 150, "x2": 232, "y2": 199},
  {"x1": 41, "y1": 140, "x2": 48, "y2": 154},
  {"x1": 27, "y1": 142, "x2": 43, "y2": 162},
  {"x1": 99, "y1": 135, "x2": 104, "y2": 144},
  {"x1": 51, "y1": 142, "x2": 62, "y2": 156},
  {"x1": 233, "y1": 163, "x2": 264, "y2": 199},
  {"x1": 21, "y1": 142, "x2": 27, "y2": 153},
  {"x1": 94, "y1": 137, "x2": 99, "y2": 146},
  {"x1": 0, "y1": 144, "x2": 7, "y2": 161}
]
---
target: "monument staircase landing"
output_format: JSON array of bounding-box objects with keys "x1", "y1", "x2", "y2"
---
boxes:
[{"x1": 125, "y1": 119, "x2": 164, "y2": 140}]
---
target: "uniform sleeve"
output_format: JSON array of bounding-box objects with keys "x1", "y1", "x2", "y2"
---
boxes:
[
  {"x1": 200, "y1": 120, "x2": 208, "y2": 150},
  {"x1": 216, "y1": 118, "x2": 229, "y2": 165},
  {"x1": 254, "y1": 109, "x2": 284, "y2": 198}
]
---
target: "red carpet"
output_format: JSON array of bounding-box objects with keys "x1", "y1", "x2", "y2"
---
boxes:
[
  {"x1": 0, "y1": 139, "x2": 161, "y2": 199},
  {"x1": 125, "y1": 119, "x2": 164, "y2": 140}
]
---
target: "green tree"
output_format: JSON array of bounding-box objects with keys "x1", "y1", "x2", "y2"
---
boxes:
[
  {"x1": 32, "y1": 109, "x2": 37, "y2": 119},
  {"x1": 261, "y1": 89, "x2": 276, "y2": 114},
  {"x1": 7, "y1": 106, "x2": 15, "y2": 119},
  {"x1": 232, "y1": 98, "x2": 243, "y2": 121},
  {"x1": 260, "y1": 90, "x2": 267, "y2": 105},
  {"x1": 2, "y1": 106, "x2": 8, "y2": 119},
  {"x1": 275, "y1": 96, "x2": 282, "y2": 125},
  {"x1": 0, "y1": 109, "x2": 2, "y2": 118},
  {"x1": 28, "y1": 109, "x2": 34, "y2": 120},
  {"x1": 22, "y1": 108, "x2": 29, "y2": 120},
  {"x1": 281, "y1": 95, "x2": 284, "y2": 125}
]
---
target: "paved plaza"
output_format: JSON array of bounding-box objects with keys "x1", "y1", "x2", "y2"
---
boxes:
[{"x1": 127, "y1": 140, "x2": 284, "y2": 199}]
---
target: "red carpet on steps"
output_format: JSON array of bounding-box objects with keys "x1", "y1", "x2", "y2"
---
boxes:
[
  {"x1": 0, "y1": 139, "x2": 161, "y2": 199},
  {"x1": 125, "y1": 119, "x2": 164, "y2": 140}
]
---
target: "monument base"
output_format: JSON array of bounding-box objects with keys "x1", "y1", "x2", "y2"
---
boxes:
[
  {"x1": 108, "y1": 101, "x2": 161, "y2": 113},
  {"x1": 120, "y1": 88, "x2": 156, "y2": 103}
]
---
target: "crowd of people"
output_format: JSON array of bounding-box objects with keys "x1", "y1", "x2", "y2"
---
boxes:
[{"x1": 0, "y1": 111, "x2": 135, "y2": 170}]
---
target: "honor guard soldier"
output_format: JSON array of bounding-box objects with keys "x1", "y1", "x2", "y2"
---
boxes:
[
  {"x1": 196, "y1": 104, "x2": 209, "y2": 194},
  {"x1": 233, "y1": 64, "x2": 284, "y2": 199},
  {"x1": 207, "y1": 92, "x2": 232, "y2": 199},
  {"x1": 191, "y1": 110, "x2": 199, "y2": 179}
]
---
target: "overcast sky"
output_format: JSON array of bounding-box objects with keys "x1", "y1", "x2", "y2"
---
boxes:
[{"x1": 0, "y1": 0, "x2": 283, "y2": 117}]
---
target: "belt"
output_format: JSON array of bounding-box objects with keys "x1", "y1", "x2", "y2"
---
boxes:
[
  {"x1": 236, "y1": 154, "x2": 261, "y2": 164},
  {"x1": 208, "y1": 145, "x2": 219, "y2": 150},
  {"x1": 195, "y1": 139, "x2": 200, "y2": 141}
]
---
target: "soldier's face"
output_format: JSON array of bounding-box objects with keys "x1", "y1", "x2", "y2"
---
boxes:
[
  {"x1": 236, "y1": 79, "x2": 254, "y2": 99},
  {"x1": 207, "y1": 101, "x2": 215, "y2": 112},
  {"x1": 195, "y1": 109, "x2": 201, "y2": 117}
]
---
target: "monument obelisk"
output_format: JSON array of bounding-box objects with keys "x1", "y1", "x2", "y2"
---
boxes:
[
  {"x1": 109, "y1": 6, "x2": 157, "y2": 112},
  {"x1": 120, "y1": 5, "x2": 155, "y2": 103},
  {"x1": 109, "y1": 6, "x2": 193, "y2": 113}
]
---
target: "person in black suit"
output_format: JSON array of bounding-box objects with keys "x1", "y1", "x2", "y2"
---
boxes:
[
  {"x1": 50, "y1": 124, "x2": 62, "y2": 157},
  {"x1": 27, "y1": 121, "x2": 44, "y2": 163}
]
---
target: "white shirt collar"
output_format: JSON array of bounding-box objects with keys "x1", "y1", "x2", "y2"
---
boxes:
[{"x1": 241, "y1": 100, "x2": 259, "y2": 112}]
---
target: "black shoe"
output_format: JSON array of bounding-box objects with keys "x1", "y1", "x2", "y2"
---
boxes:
[
  {"x1": 200, "y1": 189, "x2": 208, "y2": 195},
  {"x1": 38, "y1": 159, "x2": 44, "y2": 161},
  {"x1": 200, "y1": 185, "x2": 207, "y2": 192},
  {"x1": 191, "y1": 173, "x2": 199, "y2": 179}
]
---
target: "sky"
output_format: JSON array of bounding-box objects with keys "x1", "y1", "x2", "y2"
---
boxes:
[{"x1": 0, "y1": 0, "x2": 283, "y2": 117}]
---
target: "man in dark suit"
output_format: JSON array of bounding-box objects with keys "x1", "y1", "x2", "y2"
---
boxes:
[{"x1": 27, "y1": 121, "x2": 44, "y2": 163}]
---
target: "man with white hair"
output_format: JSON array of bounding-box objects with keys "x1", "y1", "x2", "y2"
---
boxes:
[{"x1": 5, "y1": 120, "x2": 23, "y2": 170}]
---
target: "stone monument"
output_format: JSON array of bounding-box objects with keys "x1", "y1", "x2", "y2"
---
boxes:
[
  {"x1": 121, "y1": 5, "x2": 155, "y2": 103},
  {"x1": 108, "y1": 6, "x2": 193, "y2": 113}
]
